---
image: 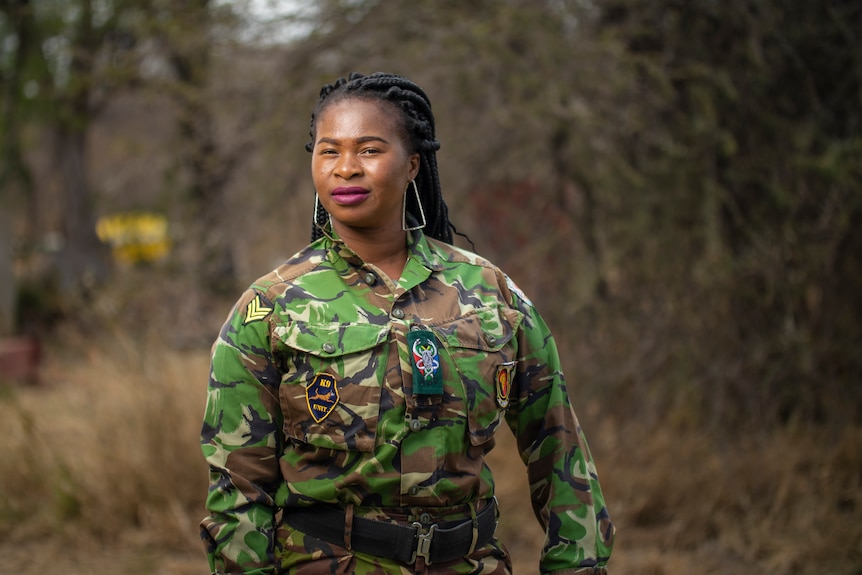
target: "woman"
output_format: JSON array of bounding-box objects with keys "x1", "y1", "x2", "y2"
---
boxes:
[{"x1": 200, "y1": 72, "x2": 614, "y2": 575}]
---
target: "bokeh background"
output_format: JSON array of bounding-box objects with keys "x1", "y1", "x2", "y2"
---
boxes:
[{"x1": 1, "y1": 1, "x2": 860, "y2": 573}]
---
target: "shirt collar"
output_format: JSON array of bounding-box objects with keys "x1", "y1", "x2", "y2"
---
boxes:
[{"x1": 318, "y1": 225, "x2": 446, "y2": 283}]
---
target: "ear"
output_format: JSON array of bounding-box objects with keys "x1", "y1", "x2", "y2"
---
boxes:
[{"x1": 407, "y1": 153, "x2": 420, "y2": 181}]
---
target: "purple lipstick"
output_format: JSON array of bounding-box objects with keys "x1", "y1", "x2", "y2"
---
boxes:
[{"x1": 331, "y1": 186, "x2": 370, "y2": 206}]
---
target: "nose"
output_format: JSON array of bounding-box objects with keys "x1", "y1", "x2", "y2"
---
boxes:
[{"x1": 336, "y1": 152, "x2": 361, "y2": 178}]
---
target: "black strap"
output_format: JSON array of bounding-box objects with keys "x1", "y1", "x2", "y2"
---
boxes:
[{"x1": 283, "y1": 499, "x2": 497, "y2": 565}]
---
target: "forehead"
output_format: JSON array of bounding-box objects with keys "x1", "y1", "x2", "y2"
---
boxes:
[{"x1": 316, "y1": 97, "x2": 406, "y2": 141}]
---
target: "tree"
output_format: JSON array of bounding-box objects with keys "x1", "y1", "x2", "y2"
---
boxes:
[
  {"x1": 146, "y1": 0, "x2": 253, "y2": 297},
  {"x1": 0, "y1": 0, "x2": 46, "y2": 334},
  {"x1": 1, "y1": 0, "x2": 144, "y2": 309},
  {"x1": 2, "y1": 0, "x2": 253, "y2": 329},
  {"x1": 43, "y1": 0, "x2": 124, "y2": 298}
]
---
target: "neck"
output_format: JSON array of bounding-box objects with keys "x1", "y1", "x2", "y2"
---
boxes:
[{"x1": 333, "y1": 222, "x2": 408, "y2": 280}]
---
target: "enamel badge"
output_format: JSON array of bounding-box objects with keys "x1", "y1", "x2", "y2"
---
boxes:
[
  {"x1": 408, "y1": 329, "x2": 443, "y2": 395},
  {"x1": 495, "y1": 362, "x2": 516, "y2": 408},
  {"x1": 306, "y1": 373, "x2": 339, "y2": 423}
]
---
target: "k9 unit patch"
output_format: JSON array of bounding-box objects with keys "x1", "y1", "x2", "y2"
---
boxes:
[{"x1": 306, "y1": 373, "x2": 339, "y2": 422}]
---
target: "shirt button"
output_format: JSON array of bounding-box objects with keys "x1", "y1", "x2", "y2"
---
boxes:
[
  {"x1": 322, "y1": 343, "x2": 336, "y2": 354},
  {"x1": 485, "y1": 333, "x2": 497, "y2": 346},
  {"x1": 391, "y1": 308, "x2": 405, "y2": 320},
  {"x1": 409, "y1": 419, "x2": 423, "y2": 431},
  {"x1": 419, "y1": 513, "x2": 432, "y2": 524},
  {"x1": 408, "y1": 486, "x2": 420, "y2": 496},
  {"x1": 364, "y1": 272, "x2": 377, "y2": 285}
]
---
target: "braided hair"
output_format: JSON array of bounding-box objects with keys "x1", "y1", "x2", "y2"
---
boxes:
[{"x1": 306, "y1": 72, "x2": 454, "y2": 244}]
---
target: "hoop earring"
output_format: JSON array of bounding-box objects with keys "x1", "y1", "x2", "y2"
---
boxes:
[{"x1": 403, "y1": 180, "x2": 427, "y2": 231}]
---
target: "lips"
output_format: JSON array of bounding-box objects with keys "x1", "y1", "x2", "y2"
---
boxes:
[{"x1": 331, "y1": 186, "x2": 370, "y2": 206}]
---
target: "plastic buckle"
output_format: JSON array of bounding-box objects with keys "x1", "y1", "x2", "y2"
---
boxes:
[{"x1": 410, "y1": 522, "x2": 437, "y2": 565}]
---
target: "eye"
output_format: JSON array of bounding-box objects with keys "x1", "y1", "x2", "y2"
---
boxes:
[{"x1": 360, "y1": 147, "x2": 380, "y2": 155}]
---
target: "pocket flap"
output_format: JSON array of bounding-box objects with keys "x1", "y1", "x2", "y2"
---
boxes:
[
  {"x1": 433, "y1": 305, "x2": 523, "y2": 352},
  {"x1": 274, "y1": 320, "x2": 390, "y2": 357}
]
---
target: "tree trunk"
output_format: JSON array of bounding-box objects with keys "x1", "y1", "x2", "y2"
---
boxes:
[
  {"x1": 168, "y1": 0, "x2": 238, "y2": 297},
  {"x1": 0, "y1": 0, "x2": 42, "y2": 335},
  {"x1": 0, "y1": 214, "x2": 14, "y2": 336},
  {"x1": 54, "y1": 123, "x2": 109, "y2": 296},
  {"x1": 47, "y1": 0, "x2": 110, "y2": 300},
  {"x1": 550, "y1": 127, "x2": 609, "y2": 301}
]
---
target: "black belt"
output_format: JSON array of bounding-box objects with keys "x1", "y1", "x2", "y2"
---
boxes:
[{"x1": 283, "y1": 498, "x2": 498, "y2": 565}]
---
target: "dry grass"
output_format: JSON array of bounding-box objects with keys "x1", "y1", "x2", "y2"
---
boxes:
[
  {"x1": 0, "y1": 328, "x2": 208, "y2": 571},
  {"x1": 1, "y1": 330, "x2": 860, "y2": 574}
]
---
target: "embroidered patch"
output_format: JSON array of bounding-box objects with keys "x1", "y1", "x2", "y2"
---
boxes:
[
  {"x1": 306, "y1": 373, "x2": 339, "y2": 423},
  {"x1": 408, "y1": 329, "x2": 443, "y2": 395},
  {"x1": 495, "y1": 362, "x2": 516, "y2": 408},
  {"x1": 244, "y1": 294, "x2": 273, "y2": 324}
]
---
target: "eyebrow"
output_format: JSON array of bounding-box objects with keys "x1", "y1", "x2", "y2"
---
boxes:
[{"x1": 316, "y1": 135, "x2": 391, "y2": 146}]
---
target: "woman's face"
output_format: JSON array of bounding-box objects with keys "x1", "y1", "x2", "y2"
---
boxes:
[{"x1": 312, "y1": 98, "x2": 420, "y2": 235}]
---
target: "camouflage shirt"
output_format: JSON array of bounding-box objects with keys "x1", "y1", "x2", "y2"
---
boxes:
[{"x1": 200, "y1": 229, "x2": 614, "y2": 574}]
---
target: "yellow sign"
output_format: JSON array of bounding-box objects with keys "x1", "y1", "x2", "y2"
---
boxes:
[{"x1": 96, "y1": 212, "x2": 171, "y2": 264}]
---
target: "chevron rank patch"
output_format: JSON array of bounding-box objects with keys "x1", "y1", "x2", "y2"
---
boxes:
[
  {"x1": 244, "y1": 294, "x2": 272, "y2": 324},
  {"x1": 306, "y1": 373, "x2": 339, "y2": 423}
]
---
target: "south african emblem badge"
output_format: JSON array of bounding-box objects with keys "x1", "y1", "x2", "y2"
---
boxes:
[
  {"x1": 495, "y1": 362, "x2": 516, "y2": 408},
  {"x1": 306, "y1": 373, "x2": 339, "y2": 423}
]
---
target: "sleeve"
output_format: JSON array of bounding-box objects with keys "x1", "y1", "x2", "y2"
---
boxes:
[
  {"x1": 200, "y1": 289, "x2": 284, "y2": 575},
  {"x1": 502, "y1": 279, "x2": 615, "y2": 575}
]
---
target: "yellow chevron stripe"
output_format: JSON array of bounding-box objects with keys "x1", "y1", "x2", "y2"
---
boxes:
[{"x1": 244, "y1": 295, "x2": 272, "y2": 324}]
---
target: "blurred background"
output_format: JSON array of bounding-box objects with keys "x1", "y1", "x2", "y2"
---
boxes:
[{"x1": 1, "y1": 1, "x2": 860, "y2": 573}]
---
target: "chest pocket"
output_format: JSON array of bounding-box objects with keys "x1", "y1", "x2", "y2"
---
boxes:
[
  {"x1": 432, "y1": 305, "x2": 524, "y2": 446},
  {"x1": 273, "y1": 319, "x2": 390, "y2": 452}
]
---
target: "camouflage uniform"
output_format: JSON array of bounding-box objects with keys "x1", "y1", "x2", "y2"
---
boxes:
[{"x1": 200, "y1": 228, "x2": 614, "y2": 574}]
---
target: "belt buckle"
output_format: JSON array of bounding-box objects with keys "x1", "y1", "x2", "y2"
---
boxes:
[{"x1": 410, "y1": 522, "x2": 437, "y2": 565}]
